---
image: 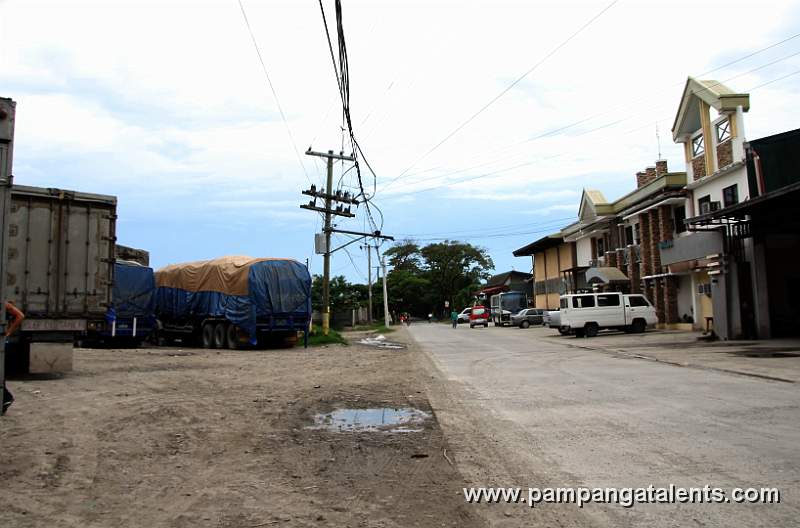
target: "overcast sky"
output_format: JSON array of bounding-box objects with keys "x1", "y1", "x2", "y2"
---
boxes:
[{"x1": 2, "y1": 0, "x2": 799, "y2": 283}]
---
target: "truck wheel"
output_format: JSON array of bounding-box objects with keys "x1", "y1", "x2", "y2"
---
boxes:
[
  {"x1": 631, "y1": 319, "x2": 646, "y2": 334},
  {"x1": 226, "y1": 324, "x2": 241, "y2": 350},
  {"x1": 558, "y1": 328, "x2": 570, "y2": 335},
  {"x1": 520, "y1": 320, "x2": 530, "y2": 329},
  {"x1": 213, "y1": 323, "x2": 227, "y2": 349},
  {"x1": 202, "y1": 323, "x2": 216, "y2": 349},
  {"x1": 585, "y1": 323, "x2": 599, "y2": 338}
]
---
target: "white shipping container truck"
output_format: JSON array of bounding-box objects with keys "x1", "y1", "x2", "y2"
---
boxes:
[{"x1": 5, "y1": 184, "x2": 117, "y2": 373}]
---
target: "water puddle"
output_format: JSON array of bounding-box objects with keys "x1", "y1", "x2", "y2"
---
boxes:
[{"x1": 308, "y1": 407, "x2": 431, "y2": 433}]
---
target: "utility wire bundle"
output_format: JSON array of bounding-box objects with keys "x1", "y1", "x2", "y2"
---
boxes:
[{"x1": 319, "y1": 0, "x2": 384, "y2": 235}]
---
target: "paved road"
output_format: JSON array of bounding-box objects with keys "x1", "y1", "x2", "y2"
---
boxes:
[{"x1": 410, "y1": 323, "x2": 800, "y2": 527}]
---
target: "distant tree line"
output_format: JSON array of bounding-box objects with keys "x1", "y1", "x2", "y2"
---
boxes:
[{"x1": 311, "y1": 240, "x2": 494, "y2": 320}]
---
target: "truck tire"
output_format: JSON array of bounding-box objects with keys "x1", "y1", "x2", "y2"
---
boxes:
[
  {"x1": 202, "y1": 323, "x2": 216, "y2": 349},
  {"x1": 226, "y1": 324, "x2": 241, "y2": 349},
  {"x1": 585, "y1": 323, "x2": 599, "y2": 338},
  {"x1": 631, "y1": 319, "x2": 646, "y2": 334},
  {"x1": 213, "y1": 323, "x2": 227, "y2": 349}
]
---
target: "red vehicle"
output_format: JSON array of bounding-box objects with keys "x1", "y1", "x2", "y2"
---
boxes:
[{"x1": 469, "y1": 305, "x2": 490, "y2": 328}]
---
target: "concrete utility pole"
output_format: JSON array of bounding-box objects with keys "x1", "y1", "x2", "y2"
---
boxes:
[
  {"x1": 361, "y1": 243, "x2": 373, "y2": 324},
  {"x1": 301, "y1": 149, "x2": 357, "y2": 336},
  {"x1": 300, "y1": 151, "x2": 394, "y2": 336},
  {"x1": 377, "y1": 246, "x2": 390, "y2": 327}
]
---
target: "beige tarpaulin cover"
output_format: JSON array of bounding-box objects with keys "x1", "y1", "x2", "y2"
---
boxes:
[{"x1": 155, "y1": 256, "x2": 295, "y2": 296}]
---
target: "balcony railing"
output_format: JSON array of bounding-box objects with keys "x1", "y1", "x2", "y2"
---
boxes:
[{"x1": 588, "y1": 257, "x2": 605, "y2": 268}]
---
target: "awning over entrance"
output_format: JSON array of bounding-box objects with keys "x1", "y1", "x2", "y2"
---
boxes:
[
  {"x1": 476, "y1": 285, "x2": 507, "y2": 296},
  {"x1": 585, "y1": 266, "x2": 629, "y2": 285}
]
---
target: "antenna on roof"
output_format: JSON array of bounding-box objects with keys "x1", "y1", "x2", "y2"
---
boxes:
[{"x1": 656, "y1": 122, "x2": 662, "y2": 159}]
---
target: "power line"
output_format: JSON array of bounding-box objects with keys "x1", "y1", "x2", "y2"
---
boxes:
[
  {"x1": 383, "y1": 32, "x2": 800, "y2": 193},
  {"x1": 316, "y1": 0, "x2": 383, "y2": 233},
  {"x1": 236, "y1": 0, "x2": 310, "y2": 183},
  {"x1": 393, "y1": 216, "x2": 576, "y2": 239},
  {"x1": 383, "y1": 0, "x2": 620, "y2": 191},
  {"x1": 384, "y1": 53, "x2": 800, "y2": 198}
]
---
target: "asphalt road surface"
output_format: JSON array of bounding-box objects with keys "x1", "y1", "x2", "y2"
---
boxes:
[{"x1": 409, "y1": 323, "x2": 799, "y2": 528}]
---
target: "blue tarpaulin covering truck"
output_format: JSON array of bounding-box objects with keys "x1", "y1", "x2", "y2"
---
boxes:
[
  {"x1": 86, "y1": 260, "x2": 157, "y2": 345},
  {"x1": 154, "y1": 256, "x2": 312, "y2": 348}
]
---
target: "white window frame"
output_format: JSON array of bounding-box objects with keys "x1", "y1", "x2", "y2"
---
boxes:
[
  {"x1": 716, "y1": 118, "x2": 731, "y2": 143},
  {"x1": 691, "y1": 132, "x2": 705, "y2": 157}
]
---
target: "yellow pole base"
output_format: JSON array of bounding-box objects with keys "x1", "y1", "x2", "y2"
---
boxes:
[{"x1": 322, "y1": 312, "x2": 330, "y2": 336}]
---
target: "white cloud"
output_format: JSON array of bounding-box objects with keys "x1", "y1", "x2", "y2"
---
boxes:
[{"x1": 2, "y1": 0, "x2": 799, "y2": 274}]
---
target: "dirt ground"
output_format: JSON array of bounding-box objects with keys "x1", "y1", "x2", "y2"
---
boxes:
[{"x1": 0, "y1": 329, "x2": 485, "y2": 528}]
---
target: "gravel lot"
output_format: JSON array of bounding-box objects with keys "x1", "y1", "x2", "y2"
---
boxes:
[{"x1": 0, "y1": 330, "x2": 484, "y2": 528}]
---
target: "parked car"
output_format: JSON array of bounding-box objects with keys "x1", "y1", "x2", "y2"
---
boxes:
[
  {"x1": 457, "y1": 307, "x2": 472, "y2": 324},
  {"x1": 469, "y1": 305, "x2": 490, "y2": 328},
  {"x1": 510, "y1": 308, "x2": 545, "y2": 328},
  {"x1": 559, "y1": 292, "x2": 657, "y2": 337}
]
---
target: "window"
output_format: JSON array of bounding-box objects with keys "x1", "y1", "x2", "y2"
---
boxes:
[
  {"x1": 625, "y1": 225, "x2": 634, "y2": 245},
  {"x1": 560, "y1": 297, "x2": 568, "y2": 309},
  {"x1": 716, "y1": 119, "x2": 731, "y2": 143},
  {"x1": 596, "y1": 237, "x2": 605, "y2": 257},
  {"x1": 597, "y1": 294, "x2": 621, "y2": 307},
  {"x1": 698, "y1": 195, "x2": 711, "y2": 214},
  {"x1": 472, "y1": 308, "x2": 485, "y2": 316},
  {"x1": 723, "y1": 184, "x2": 739, "y2": 207},
  {"x1": 692, "y1": 133, "x2": 705, "y2": 156},
  {"x1": 572, "y1": 295, "x2": 595, "y2": 308},
  {"x1": 628, "y1": 295, "x2": 650, "y2": 307},
  {"x1": 674, "y1": 205, "x2": 687, "y2": 234}
]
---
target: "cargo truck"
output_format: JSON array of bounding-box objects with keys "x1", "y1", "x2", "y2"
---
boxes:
[
  {"x1": 5, "y1": 184, "x2": 117, "y2": 373},
  {"x1": 84, "y1": 260, "x2": 156, "y2": 346},
  {"x1": 154, "y1": 256, "x2": 312, "y2": 348}
]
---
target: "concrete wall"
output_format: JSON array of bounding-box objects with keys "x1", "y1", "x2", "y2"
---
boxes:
[
  {"x1": 676, "y1": 274, "x2": 693, "y2": 321},
  {"x1": 576, "y1": 237, "x2": 592, "y2": 267},
  {"x1": 661, "y1": 230, "x2": 724, "y2": 265},
  {"x1": 692, "y1": 165, "x2": 749, "y2": 213}
]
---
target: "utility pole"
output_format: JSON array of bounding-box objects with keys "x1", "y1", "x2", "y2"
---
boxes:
[
  {"x1": 361, "y1": 243, "x2": 373, "y2": 324},
  {"x1": 301, "y1": 149, "x2": 357, "y2": 336},
  {"x1": 377, "y1": 246, "x2": 391, "y2": 327}
]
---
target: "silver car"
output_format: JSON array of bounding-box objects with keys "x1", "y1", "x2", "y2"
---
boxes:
[{"x1": 510, "y1": 308, "x2": 545, "y2": 328}]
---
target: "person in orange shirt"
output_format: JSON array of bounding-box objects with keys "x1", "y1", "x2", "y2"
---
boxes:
[{"x1": 2, "y1": 301, "x2": 25, "y2": 415}]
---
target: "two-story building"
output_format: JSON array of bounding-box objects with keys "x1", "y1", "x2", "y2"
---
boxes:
[
  {"x1": 662, "y1": 78, "x2": 752, "y2": 339},
  {"x1": 684, "y1": 127, "x2": 800, "y2": 338},
  {"x1": 512, "y1": 236, "x2": 578, "y2": 309}
]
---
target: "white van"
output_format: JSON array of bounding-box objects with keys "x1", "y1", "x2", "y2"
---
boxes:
[{"x1": 559, "y1": 292, "x2": 657, "y2": 337}]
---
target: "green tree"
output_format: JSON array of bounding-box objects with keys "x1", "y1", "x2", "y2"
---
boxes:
[
  {"x1": 311, "y1": 275, "x2": 368, "y2": 314},
  {"x1": 420, "y1": 241, "x2": 494, "y2": 316},
  {"x1": 383, "y1": 240, "x2": 494, "y2": 318},
  {"x1": 384, "y1": 240, "x2": 422, "y2": 272}
]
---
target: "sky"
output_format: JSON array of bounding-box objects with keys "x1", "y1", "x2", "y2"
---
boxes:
[{"x1": 2, "y1": 0, "x2": 800, "y2": 284}]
